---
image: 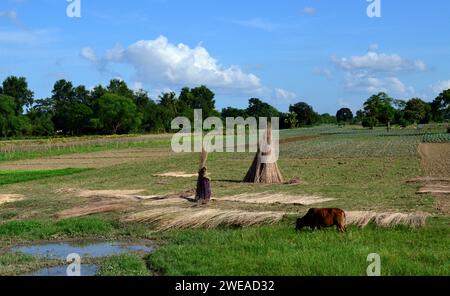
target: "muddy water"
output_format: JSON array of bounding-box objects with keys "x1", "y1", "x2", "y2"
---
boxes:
[{"x1": 11, "y1": 241, "x2": 154, "y2": 276}]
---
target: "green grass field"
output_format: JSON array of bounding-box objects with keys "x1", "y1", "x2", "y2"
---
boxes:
[
  {"x1": 0, "y1": 169, "x2": 92, "y2": 186},
  {"x1": 0, "y1": 125, "x2": 448, "y2": 276}
]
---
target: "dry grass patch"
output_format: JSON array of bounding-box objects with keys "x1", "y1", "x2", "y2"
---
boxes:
[
  {"x1": 346, "y1": 211, "x2": 429, "y2": 228},
  {"x1": 56, "y1": 188, "x2": 146, "y2": 200},
  {"x1": 54, "y1": 201, "x2": 129, "y2": 219},
  {"x1": 215, "y1": 192, "x2": 335, "y2": 206},
  {"x1": 123, "y1": 207, "x2": 285, "y2": 230},
  {"x1": 142, "y1": 198, "x2": 191, "y2": 206},
  {"x1": 154, "y1": 171, "x2": 197, "y2": 178},
  {"x1": 0, "y1": 194, "x2": 24, "y2": 205}
]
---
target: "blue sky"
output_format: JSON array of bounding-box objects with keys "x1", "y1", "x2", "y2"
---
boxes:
[{"x1": 1, "y1": 0, "x2": 449, "y2": 114}]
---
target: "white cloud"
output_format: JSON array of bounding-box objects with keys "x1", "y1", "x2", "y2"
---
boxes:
[
  {"x1": 431, "y1": 80, "x2": 450, "y2": 94},
  {"x1": 274, "y1": 88, "x2": 296, "y2": 102},
  {"x1": 332, "y1": 51, "x2": 427, "y2": 73},
  {"x1": 80, "y1": 47, "x2": 97, "y2": 62},
  {"x1": 82, "y1": 35, "x2": 262, "y2": 92},
  {"x1": 303, "y1": 7, "x2": 317, "y2": 15},
  {"x1": 331, "y1": 47, "x2": 425, "y2": 96},
  {"x1": 343, "y1": 72, "x2": 414, "y2": 96}
]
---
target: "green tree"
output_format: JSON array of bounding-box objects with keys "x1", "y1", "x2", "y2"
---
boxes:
[
  {"x1": 0, "y1": 95, "x2": 30, "y2": 137},
  {"x1": 27, "y1": 104, "x2": 55, "y2": 136},
  {"x1": 221, "y1": 107, "x2": 248, "y2": 119},
  {"x1": 1, "y1": 76, "x2": 34, "y2": 115},
  {"x1": 362, "y1": 116, "x2": 378, "y2": 129},
  {"x1": 159, "y1": 92, "x2": 178, "y2": 116},
  {"x1": 360, "y1": 92, "x2": 395, "y2": 130},
  {"x1": 133, "y1": 89, "x2": 152, "y2": 110},
  {"x1": 430, "y1": 89, "x2": 450, "y2": 122},
  {"x1": 336, "y1": 108, "x2": 353, "y2": 124},
  {"x1": 96, "y1": 93, "x2": 141, "y2": 134},
  {"x1": 247, "y1": 98, "x2": 280, "y2": 119},
  {"x1": 284, "y1": 111, "x2": 299, "y2": 128},
  {"x1": 179, "y1": 86, "x2": 218, "y2": 118},
  {"x1": 289, "y1": 102, "x2": 319, "y2": 126},
  {"x1": 404, "y1": 98, "x2": 431, "y2": 124},
  {"x1": 107, "y1": 79, "x2": 134, "y2": 99},
  {"x1": 50, "y1": 80, "x2": 93, "y2": 135},
  {"x1": 319, "y1": 113, "x2": 337, "y2": 125}
]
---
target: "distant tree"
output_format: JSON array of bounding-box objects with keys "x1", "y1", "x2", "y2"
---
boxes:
[
  {"x1": 1, "y1": 76, "x2": 34, "y2": 115},
  {"x1": 336, "y1": 108, "x2": 353, "y2": 124},
  {"x1": 359, "y1": 92, "x2": 395, "y2": 130},
  {"x1": 133, "y1": 89, "x2": 152, "y2": 110},
  {"x1": 404, "y1": 98, "x2": 431, "y2": 124},
  {"x1": 73, "y1": 85, "x2": 90, "y2": 105},
  {"x1": 141, "y1": 101, "x2": 169, "y2": 133},
  {"x1": 90, "y1": 85, "x2": 107, "y2": 102},
  {"x1": 0, "y1": 95, "x2": 17, "y2": 137},
  {"x1": 221, "y1": 107, "x2": 248, "y2": 119},
  {"x1": 284, "y1": 111, "x2": 298, "y2": 128},
  {"x1": 49, "y1": 80, "x2": 93, "y2": 135},
  {"x1": 179, "y1": 86, "x2": 218, "y2": 118},
  {"x1": 319, "y1": 113, "x2": 337, "y2": 125},
  {"x1": 289, "y1": 102, "x2": 319, "y2": 126},
  {"x1": 96, "y1": 93, "x2": 141, "y2": 134},
  {"x1": 430, "y1": 89, "x2": 450, "y2": 122},
  {"x1": 0, "y1": 95, "x2": 30, "y2": 137},
  {"x1": 51, "y1": 79, "x2": 75, "y2": 105},
  {"x1": 107, "y1": 79, "x2": 134, "y2": 99},
  {"x1": 362, "y1": 116, "x2": 378, "y2": 129},
  {"x1": 159, "y1": 92, "x2": 178, "y2": 115},
  {"x1": 27, "y1": 100, "x2": 55, "y2": 136},
  {"x1": 246, "y1": 98, "x2": 280, "y2": 119}
]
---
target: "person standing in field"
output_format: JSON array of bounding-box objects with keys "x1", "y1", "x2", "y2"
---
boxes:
[{"x1": 196, "y1": 166, "x2": 211, "y2": 205}]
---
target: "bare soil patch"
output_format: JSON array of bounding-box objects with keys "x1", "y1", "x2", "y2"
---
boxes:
[
  {"x1": 417, "y1": 143, "x2": 450, "y2": 214},
  {"x1": 418, "y1": 143, "x2": 450, "y2": 177},
  {"x1": 0, "y1": 194, "x2": 24, "y2": 205},
  {"x1": 154, "y1": 172, "x2": 197, "y2": 178}
]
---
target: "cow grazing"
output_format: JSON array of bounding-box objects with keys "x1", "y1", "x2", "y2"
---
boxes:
[{"x1": 296, "y1": 208, "x2": 346, "y2": 233}]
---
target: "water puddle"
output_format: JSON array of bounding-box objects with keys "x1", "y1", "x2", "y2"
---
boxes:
[
  {"x1": 9, "y1": 241, "x2": 154, "y2": 277},
  {"x1": 11, "y1": 241, "x2": 153, "y2": 261}
]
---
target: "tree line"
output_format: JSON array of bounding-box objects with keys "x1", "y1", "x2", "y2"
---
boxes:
[{"x1": 0, "y1": 76, "x2": 449, "y2": 137}]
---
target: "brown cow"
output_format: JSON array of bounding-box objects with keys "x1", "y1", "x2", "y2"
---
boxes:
[{"x1": 296, "y1": 208, "x2": 346, "y2": 233}]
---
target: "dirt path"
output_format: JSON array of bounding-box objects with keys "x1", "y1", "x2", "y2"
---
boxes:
[
  {"x1": 417, "y1": 143, "x2": 450, "y2": 214},
  {"x1": 0, "y1": 148, "x2": 173, "y2": 170}
]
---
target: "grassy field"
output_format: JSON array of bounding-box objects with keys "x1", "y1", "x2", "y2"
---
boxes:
[
  {"x1": 0, "y1": 125, "x2": 448, "y2": 276},
  {"x1": 149, "y1": 222, "x2": 449, "y2": 276},
  {"x1": 0, "y1": 169, "x2": 92, "y2": 186}
]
